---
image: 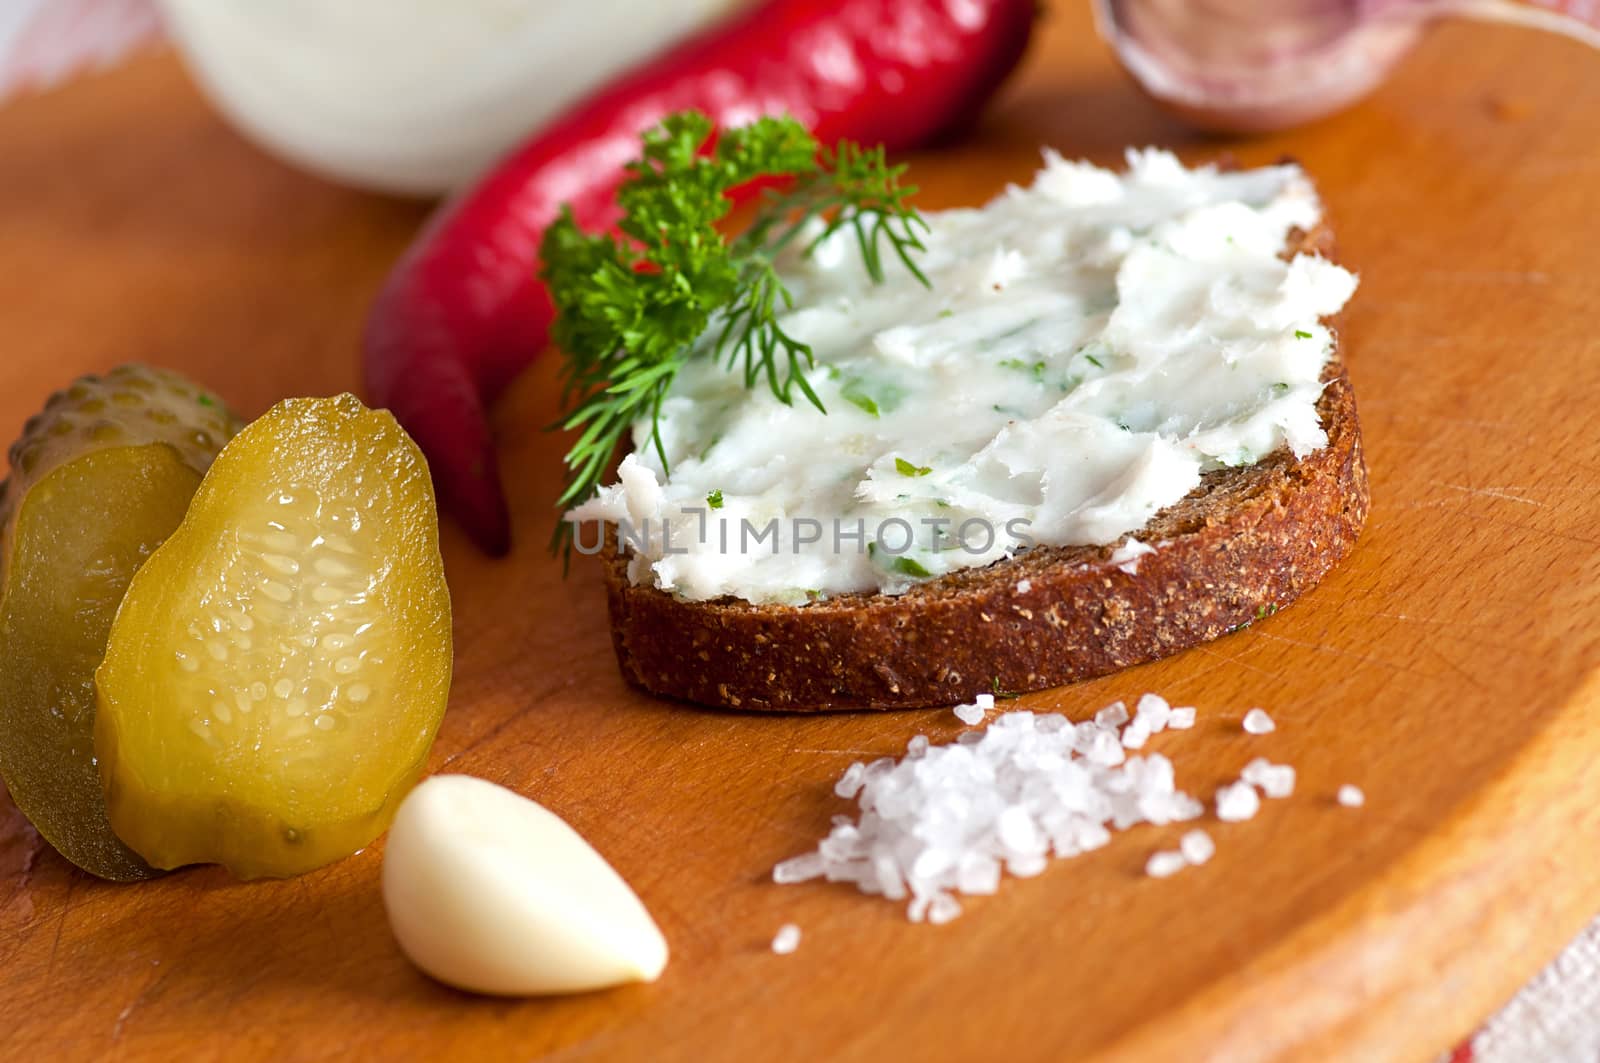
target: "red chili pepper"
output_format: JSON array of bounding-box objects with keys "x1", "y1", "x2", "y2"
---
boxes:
[{"x1": 363, "y1": 0, "x2": 1038, "y2": 556}]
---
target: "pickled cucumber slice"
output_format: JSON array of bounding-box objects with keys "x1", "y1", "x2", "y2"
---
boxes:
[
  {"x1": 0, "y1": 365, "x2": 239, "y2": 882},
  {"x1": 94, "y1": 394, "x2": 452, "y2": 879}
]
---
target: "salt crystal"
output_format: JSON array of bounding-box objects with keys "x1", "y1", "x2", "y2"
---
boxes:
[
  {"x1": 1168, "y1": 706, "x2": 1197, "y2": 730},
  {"x1": 771, "y1": 924, "x2": 801, "y2": 954},
  {"x1": 1216, "y1": 781, "x2": 1261, "y2": 822},
  {"x1": 819, "y1": 825, "x2": 862, "y2": 863},
  {"x1": 954, "y1": 701, "x2": 986, "y2": 726},
  {"x1": 1095, "y1": 701, "x2": 1130, "y2": 728},
  {"x1": 1242, "y1": 708, "x2": 1276, "y2": 735},
  {"x1": 975, "y1": 693, "x2": 996, "y2": 710},
  {"x1": 1136, "y1": 793, "x2": 1176, "y2": 827},
  {"x1": 1087, "y1": 729, "x2": 1126, "y2": 766},
  {"x1": 1142, "y1": 754, "x2": 1176, "y2": 793},
  {"x1": 874, "y1": 853, "x2": 906, "y2": 900},
  {"x1": 907, "y1": 735, "x2": 930, "y2": 758},
  {"x1": 1134, "y1": 692, "x2": 1172, "y2": 733},
  {"x1": 1239, "y1": 758, "x2": 1296, "y2": 799},
  {"x1": 911, "y1": 847, "x2": 955, "y2": 883},
  {"x1": 833, "y1": 762, "x2": 867, "y2": 799},
  {"x1": 1077, "y1": 822, "x2": 1111, "y2": 850},
  {"x1": 773, "y1": 853, "x2": 826, "y2": 884},
  {"x1": 956, "y1": 853, "x2": 1002, "y2": 895},
  {"x1": 1006, "y1": 853, "x2": 1048, "y2": 878},
  {"x1": 997, "y1": 806, "x2": 1044, "y2": 856},
  {"x1": 1146, "y1": 850, "x2": 1186, "y2": 878},
  {"x1": 1016, "y1": 579, "x2": 1032, "y2": 593},
  {"x1": 927, "y1": 892, "x2": 963, "y2": 925},
  {"x1": 1121, "y1": 717, "x2": 1152, "y2": 750},
  {"x1": 1338, "y1": 784, "x2": 1366, "y2": 808},
  {"x1": 999, "y1": 711, "x2": 1038, "y2": 734},
  {"x1": 1179, "y1": 829, "x2": 1215, "y2": 865},
  {"x1": 1170, "y1": 794, "x2": 1206, "y2": 821},
  {"x1": 822, "y1": 860, "x2": 858, "y2": 884},
  {"x1": 1110, "y1": 799, "x2": 1144, "y2": 831}
]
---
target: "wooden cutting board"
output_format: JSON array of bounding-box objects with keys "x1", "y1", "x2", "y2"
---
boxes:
[{"x1": 3, "y1": 6, "x2": 1599, "y2": 1061}]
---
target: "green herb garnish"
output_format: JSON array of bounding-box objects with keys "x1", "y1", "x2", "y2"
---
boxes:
[
  {"x1": 706, "y1": 489, "x2": 724, "y2": 509},
  {"x1": 895, "y1": 457, "x2": 932, "y2": 477},
  {"x1": 1294, "y1": 329, "x2": 1313, "y2": 340},
  {"x1": 838, "y1": 374, "x2": 906, "y2": 419},
  {"x1": 891, "y1": 556, "x2": 933, "y2": 578},
  {"x1": 843, "y1": 391, "x2": 880, "y2": 417},
  {"x1": 1230, "y1": 601, "x2": 1279, "y2": 634},
  {"x1": 543, "y1": 111, "x2": 929, "y2": 548},
  {"x1": 866, "y1": 543, "x2": 932, "y2": 578},
  {"x1": 990, "y1": 676, "x2": 1022, "y2": 701}
]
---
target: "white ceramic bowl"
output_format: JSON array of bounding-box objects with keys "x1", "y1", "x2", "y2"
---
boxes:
[{"x1": 158, "y1": 0, "x2": 744, "y2": 197}]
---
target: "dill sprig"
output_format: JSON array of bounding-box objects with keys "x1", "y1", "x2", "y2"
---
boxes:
[{"x1": 541, "y1": 110, "x2": 929, "y2": 549}]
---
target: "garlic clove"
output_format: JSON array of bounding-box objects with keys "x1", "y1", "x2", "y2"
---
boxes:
[{"x1": 382, "y1": 774, "x2": 668, "y2": 995}]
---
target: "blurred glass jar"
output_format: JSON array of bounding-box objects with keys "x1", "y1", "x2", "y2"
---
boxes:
[{"x1": 157, "y1": 0, "x2": 747, "y2": 196}]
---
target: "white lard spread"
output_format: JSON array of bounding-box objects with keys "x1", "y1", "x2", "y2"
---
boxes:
[{"x1": 568, "y1": 150, "x2": 1358, "y2": 605}]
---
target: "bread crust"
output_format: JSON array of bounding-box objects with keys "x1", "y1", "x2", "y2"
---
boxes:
[{"x1": 593, "y1": 226, "x2": 1368, "y2": 711}]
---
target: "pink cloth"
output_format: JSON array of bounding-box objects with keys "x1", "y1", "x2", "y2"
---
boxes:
[
  {"x1": 0, "y1": 2, "x2": 1591, "y2": 1057},
  {"x1": 0, "y1": 0, "x2": 159, "y2": 99}
]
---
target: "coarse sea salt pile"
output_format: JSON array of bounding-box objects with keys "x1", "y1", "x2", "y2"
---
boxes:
[{"x1": 773, "y1": 693, "x2": 1212, "y2": 924}]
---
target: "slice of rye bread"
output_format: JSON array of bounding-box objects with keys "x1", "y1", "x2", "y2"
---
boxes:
[{"x1": 594, "y1": 225, "x2": 1369, "y2": 712}]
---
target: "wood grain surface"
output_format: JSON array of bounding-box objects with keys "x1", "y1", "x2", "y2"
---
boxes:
[{"x1": 4, "y1": 5, "x2": 1600, "y2": 1061}]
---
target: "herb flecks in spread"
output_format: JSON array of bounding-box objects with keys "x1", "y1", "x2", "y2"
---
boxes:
[
  {"x1": 568, "y1": 150, "x2": 1359, "y2": 605},
  {"x1": 543, "y1": 111, "x2": 929, "y2": 544}
]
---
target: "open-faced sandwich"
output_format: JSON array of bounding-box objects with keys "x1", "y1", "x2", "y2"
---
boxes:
[{"x1": 557, "y1": 115, "x2": 1367, "y2": 711}]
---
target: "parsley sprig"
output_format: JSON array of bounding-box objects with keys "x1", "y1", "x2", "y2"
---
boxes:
[{"x1": 542, "y1": 111, "x2": 929, "y2": 542}]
